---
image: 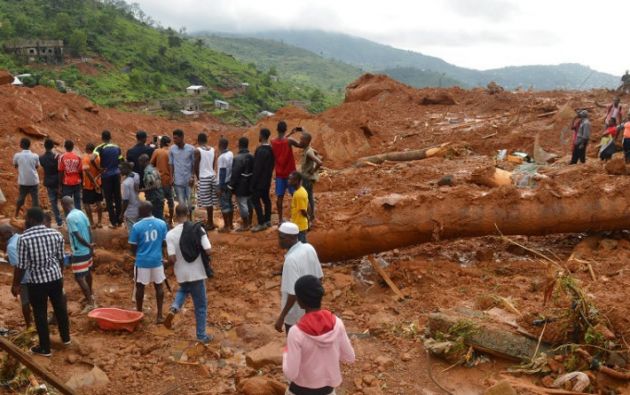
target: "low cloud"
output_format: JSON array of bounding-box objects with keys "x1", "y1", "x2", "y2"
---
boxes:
[
  {"x1": 366, "y1": 28, "x2": 556, "y2": 48},
  {"x1": 444, "y1": 0, "x2": 519, "y2": 20}
]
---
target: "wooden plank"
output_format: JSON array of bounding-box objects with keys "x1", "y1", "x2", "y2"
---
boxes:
[
  {"x1": 367, "y1": 256, "x2": 405, "y2": 301},
  {"x1": 0, "y1": 336, "x2": 77, "y2": 395}
]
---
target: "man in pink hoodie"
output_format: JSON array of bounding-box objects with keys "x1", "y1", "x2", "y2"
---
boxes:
[{"x1": 283, "y1": 275, "x2": 355, "y2": 395}]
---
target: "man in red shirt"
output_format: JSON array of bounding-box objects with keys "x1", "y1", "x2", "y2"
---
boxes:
[
  {"x1": 271, "y1": 121, "x2": 299, "y2": 224},
  {"x1": 58, "y1": 140, "x2": 83, "y2": 210}
]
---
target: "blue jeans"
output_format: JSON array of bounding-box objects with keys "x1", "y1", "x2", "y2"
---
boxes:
[
  {"x1": 174, "y1": 185, "x2": 192, "y2": 208},
  {"x1": 219, "y1": 186, "x2": 233, "y2": 214},
  {"x1": 172, "y1": 280, "x2": 208, "y2": 341},
  {"x1": 236, "y1": 195, "x2": 251, "y2": 220},
  {"x1": 46, "y1": 187, "x2": 63, "y2": 225},
  {"x1": 62, "y1": 184, "x2": 81, "y2": 211}
]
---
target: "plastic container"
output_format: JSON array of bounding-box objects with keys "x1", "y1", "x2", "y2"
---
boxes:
[{"x1": 88, "y1": 308, "x2": 144, "y2": 332}]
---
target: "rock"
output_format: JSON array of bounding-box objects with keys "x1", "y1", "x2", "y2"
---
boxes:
[
  {"x1": 18, "y1": 125, "x2": 48, "y2": 138},
  {"x1": 605, "y1": 157, "x2": 627, "y2": 175},
  {"x1": 235, "y1": 324, "x2": 276, "y2": 346},
  {"x1": 367, "y1": 311, "x2": 395, "y2": 335},
  {"x1": 354, "y1": 377, "x2": 363, "y2": 390},
  {"x1": 66, "y1": 366, "x2": 110, "y2": 390},
  {"x1": 238, "y1": 377, "x2": 286, "y2": 395},
  {"x1": 608, "y1": 351, "x2": 628, "y2": 368},
  {"x1": 0, "y1": 70, "x2": 13, "y2": 85},
  {"x1": 330, "y1": 272, "x2": 354, "y2": 289},
  {"x1": 245, "y1": 341, "x2": 284, "y2": 369},
  {"x1": 401, "y1": 353, "x2": 412, "y2": 362},
  {"x1": 65, "y1": 354, "x2": 78, "y2": 364},
  {"x1": 362, "y1": 374, "x2": 376, "y2": 386},
  {"x1": 375, "y1": 355, "x2": 393, "y2": 368},
  {"x1": 84, "y1": 105, "x2": 99, "y2": 114},
  {"x1": 437, "y1": 175, "x2": 454, "y2": 186},
  {"x1": 419, "y1": 93, "x2": 456, "y2": 106},
  {"x1": 483, "y1": 380, "x2": 516, "y2": 395},
  {"x1": 486, "y1": 81, "x2": 505, "y2": 95}
]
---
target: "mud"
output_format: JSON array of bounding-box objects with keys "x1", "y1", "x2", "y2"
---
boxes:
[{"x1": 1, "y1": 73, "x2": 630, "y2": 394}]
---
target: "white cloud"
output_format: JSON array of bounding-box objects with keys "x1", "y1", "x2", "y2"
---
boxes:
[{"x1": 132, "y1": 0, "x2": 630, "y2": 75}]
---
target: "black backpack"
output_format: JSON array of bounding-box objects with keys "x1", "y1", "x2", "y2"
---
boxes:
[{"x1": 179, "y1": 221, "x2": 214, "y2": 278}]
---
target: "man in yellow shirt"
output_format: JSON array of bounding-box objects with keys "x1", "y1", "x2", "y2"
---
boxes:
[{"x1": 289, "y1": 172, "x2": 309, "y2": 243}]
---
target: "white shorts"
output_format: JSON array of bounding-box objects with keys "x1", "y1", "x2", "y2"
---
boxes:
[{"x1": 135, "y1": 266, "x2": 166, "y2": 285}]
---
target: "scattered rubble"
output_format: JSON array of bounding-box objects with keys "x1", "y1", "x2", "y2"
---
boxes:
[{"x1": 1, "y1": 72, "x2": 629, "y2": 394}]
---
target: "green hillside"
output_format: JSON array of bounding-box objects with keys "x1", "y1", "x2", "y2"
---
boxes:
[
  {"x1": 250, "y1": 30, "x2": 620, "y2": 90},
  {"x1": 199, "y1": 34, "x2": 362, "y2": 93},
  {"x1": 0, "y1": 1, "x2": 335, "y2": 124},
  {"x1": 378, "y1": 67, "x2": 465, "y2": 88}
]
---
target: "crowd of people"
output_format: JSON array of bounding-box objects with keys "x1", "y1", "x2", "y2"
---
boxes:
[
  {"x1": 573, "y1": 96, "x2": 630, "y2": 164},
  {"x1": 2, "y1": 121, "x2": 357, "y2": 395}
]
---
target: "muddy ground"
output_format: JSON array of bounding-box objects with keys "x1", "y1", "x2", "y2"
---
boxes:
[{"x1": 1, "y1": 74, "x2": 630, "y2": 394}]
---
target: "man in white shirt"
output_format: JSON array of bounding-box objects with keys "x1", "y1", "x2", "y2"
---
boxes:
[
  {"x1": 217, "y1": 138, "x2": 234, "y2": 232},
  {"x1": 274, "y1": 222, "x2": 323, "y2": 334},
  {"x1": 163, "y1": 204, "x2": 212, "y2": 343},
  {"x1": 13, "y1": 138, "x2": 40, "y2": 218}
]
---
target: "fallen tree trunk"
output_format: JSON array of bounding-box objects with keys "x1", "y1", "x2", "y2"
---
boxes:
[
  {"x1": 308, "y1": 181, "x2": 630, "y2": 262},
  {"x1": 0, "y1": 336, "x2": 77, "y2": 395},
  {"x1": 355, "y1": 142, "x2": 450, "y2": 166},
  {"x1": 91, "y1": 180, "x2": 630, "y2": 264},
  {"x1": 427, "y1": 308, "x2": 548, "y2": 361}
]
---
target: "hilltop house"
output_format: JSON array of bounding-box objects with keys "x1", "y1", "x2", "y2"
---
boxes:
[
  {"x1": 214, "y1": 100, "x2": 229, "y2": 110},
  {"x1": 4, "y1": 39, "x2": 64, "y2": 64},
  {"x1": 186, "y1": 85, "x2": 207, "y2": 95}
]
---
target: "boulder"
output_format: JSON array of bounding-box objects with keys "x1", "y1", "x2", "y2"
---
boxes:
[
  {"x1": 605, "y1": 156, "x2": 627, "y2": 175},
  {"x1": 235, "y1": 324, "x2": 276, "y2": 347},
  {"x1": 245, "y1": 341, "x2": 284, "y2": 369},
  {"x1": 238, "y1": 376, "x2": 286, "y2": 395},
  {"x1": 66, "y1": 366, "x2": 110, "y2": 390},
  {"x1": 419, "y1": 93, "x2": 456, "y2": 106},
  {"x1": 18, "y1": 125, "x2": 48, "y2": 139}
]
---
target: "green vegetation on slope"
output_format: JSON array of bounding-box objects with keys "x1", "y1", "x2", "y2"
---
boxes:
[
  {"x1": 250, "y1": 30, "x2": 620, "y2": 90},
  {"x1": 199, "y1": 34, "x2": 362, "y2": 93},
  {"x1": 0, "y1": 1, "x2": 336, "y2": 124},
  {"x1": 378, "y1": 67, "x2": 465, "y2": 88}
]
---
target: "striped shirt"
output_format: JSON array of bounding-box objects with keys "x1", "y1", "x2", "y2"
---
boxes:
[{"x1": 16, "y1": 225, "x2": 64, "y2": 284}]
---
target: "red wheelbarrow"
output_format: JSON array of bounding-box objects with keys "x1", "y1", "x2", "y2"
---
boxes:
[{"x1": 88, "y1": 308, "x2": 144, "y2": 333}]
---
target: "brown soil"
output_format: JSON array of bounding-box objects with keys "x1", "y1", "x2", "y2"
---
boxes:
[{"x1": 1, "y1": 73, "x2": 630, "y2": 394}]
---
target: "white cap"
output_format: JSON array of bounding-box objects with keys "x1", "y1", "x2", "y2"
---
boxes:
[{"x1": 278, "y1": 222, "x2": 299, "y2": 235}]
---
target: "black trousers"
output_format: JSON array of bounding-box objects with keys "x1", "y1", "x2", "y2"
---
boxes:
[
  {"x1": 570, "y1": 143, "x2": 587, "y2": 164},
  {"x1": 28, "y1": 279, "x2": 70, "y2": 353},
  {"x1": 17, "y1": 185, "x2": 39, "y2": 208},
  {"x1": 102, "y1": 175, "x2": 122, "y2": 226},
  {"x1": 251, "y1": 188, "x2": 272, "y2": 225}
]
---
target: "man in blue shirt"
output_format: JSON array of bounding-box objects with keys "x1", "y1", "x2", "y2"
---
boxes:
[
  {"x1": 0, "y1": 224, "x2": 31, "y2": 327},
  {"x1": 62, "y1": 196, "x2": 96, "y2": 313},
  {"x1": 129, "y1": 201, "x2": 168, "y2": 323},
  {"x1": 169, "y1": 129, "x2": 195, "y2": 218},
  {"x1": 94, "y1": 130, "x2": 123, "y2": 228}
]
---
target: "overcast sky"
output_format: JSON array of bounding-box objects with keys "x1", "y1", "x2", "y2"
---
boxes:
[{"x1": 133, "y1": 0, "x2": 629, "y2": 75}]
